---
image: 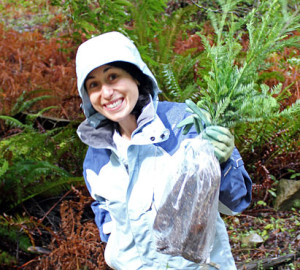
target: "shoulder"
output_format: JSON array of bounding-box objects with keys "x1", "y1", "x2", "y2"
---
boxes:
[
  {"x1": 155, "y1": 101, "x2": 198, "y2": 155},
  {"x1": 157, "y1": 100, "x2": 198, "y2": 138},
  {"x1": 156, "y1": 101, "x2": 188, "y2": 128},
  {"x1": 157, "y1": 101, "x2": 187, "y2": 116}
]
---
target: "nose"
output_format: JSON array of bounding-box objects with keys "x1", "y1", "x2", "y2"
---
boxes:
[{"x1": 101, "y1": 84, "x2": 114, "y2": 99}]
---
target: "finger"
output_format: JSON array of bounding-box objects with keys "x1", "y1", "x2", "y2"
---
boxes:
[
  {"x1": 185, "y1": 100, "x2": 211, "y2": 126},
  {"x1": 186, "y1": 108, "x2": 194, "y2": 114},
  {"x1": 204, "y1": 127, "x2": 234, "y2": 146},
  {"x1": 203, "y1": 130, "x2": 231, "y2": 146},
  {"x1": 206, "y1": 126, "x2": 233, "y2": 137},
  {"x1": 193, "y1": 116, "x2": 201, "y2": 134},
  {"x1": 183, "y1": 123, "x2": 193, "y2": 135},
  {"x1": 177, "y1": 115, "x2": 194, "y2": 128}
]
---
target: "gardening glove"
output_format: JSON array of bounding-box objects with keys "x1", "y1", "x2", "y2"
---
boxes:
[
  {"x1": 201, "y1": 126, "x2": 234, "y2": 164},
  {"x1": 177, "y1": 100, "x2": 211, "y2": 134}
]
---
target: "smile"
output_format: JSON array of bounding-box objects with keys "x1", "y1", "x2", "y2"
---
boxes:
[{"x1": 105, "y1": 98, "x2": 123, "y2": 110}]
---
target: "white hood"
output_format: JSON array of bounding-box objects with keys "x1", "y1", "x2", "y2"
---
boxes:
[{"x1": 76, "y1": 31, "x2": 160, "y2": 128}]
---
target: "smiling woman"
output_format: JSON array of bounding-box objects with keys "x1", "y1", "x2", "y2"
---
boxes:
[
  {"x1": 85, "y1": 65, "x2": 139, "y2": 139},
  {"x1": 75, "y1": 31, "x2": 252, "y2": 270}
]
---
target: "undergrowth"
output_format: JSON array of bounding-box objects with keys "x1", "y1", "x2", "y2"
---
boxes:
[
  {"x1": 0, "y1": 23, "x2": 80, "y2": 120},
  {"x1": 0, "y1": 113, "x2": 85, "y2": 211},
  {"x1": 21, "y1": 187, "x2": 111, "y2": 270}
]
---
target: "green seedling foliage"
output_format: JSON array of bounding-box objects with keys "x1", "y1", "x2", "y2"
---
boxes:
[{"x1": 183, "y1": 0, "x2": 300, "y2": 137}]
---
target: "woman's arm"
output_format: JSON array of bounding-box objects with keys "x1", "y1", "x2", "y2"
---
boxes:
[{"x1": 219, "y1": 148, "x2": 252, "y2": 215}]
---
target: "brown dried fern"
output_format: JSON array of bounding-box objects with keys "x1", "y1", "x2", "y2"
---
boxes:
[
  {"x1": 0, "y1": 24, "x2": 81, "y2": 120},
  {"x1": 23, "y1": 187, "x2": 111, "y2": 270}
]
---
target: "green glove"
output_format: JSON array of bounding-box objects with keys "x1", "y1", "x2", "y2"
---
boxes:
[
  {"x1": 201, "y1": 126, "x2": 234, "y2": 164},
  {"x1": 177, "y1": 100, "x2": 211, "y2": 134},
  {"x1": 177, "y1": 100, "x2": 234, "y2": 163}
]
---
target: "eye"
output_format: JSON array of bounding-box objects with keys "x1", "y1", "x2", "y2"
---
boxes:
[
  {"x1": 87, "y1": 81, "x2": 98, "y2": 92},
  {"x1": 108, "y1": 73, "x2": 118, "y2": 82}
]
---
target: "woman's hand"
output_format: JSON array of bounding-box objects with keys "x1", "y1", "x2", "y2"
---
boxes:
[{"x1": 201, "y1": 126, "x2": 234, "y2": 164}]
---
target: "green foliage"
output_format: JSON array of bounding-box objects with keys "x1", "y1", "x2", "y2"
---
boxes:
[
  {"x1": 129, "y1": 4, "x2": 200, "y2": 102},
  {"x1": 191, "y1": 0, "x2": 300, "y2": 129},
  {"x1": 128, "y1": 0, "x2": 167, "y2": 46},
  {"x1": 0, "y1": 114, "x2": 86, "y2": 211},
  {"x1": 50, "y1": 0, "x2": 132, "y2": 39},
  {"x1": 10, "y1": 89, "x2": 55, "y2": 116},
  {"x1": 0, "y1": 216, "x2": 31, "y2": 252},
  {"x1": 0, "y1": 91, "x2": 86, "y2": 263},
  {"x1": 170, "y1": 0, "x2": 300, "y2": 186},
  {"x1": 0, "y1": 213, "x2": 46, "y2": 266},
  {"x1": 0, "y1": 249, "x2": 17, "y2": 266},
  {"x1": 50, "y1": 0, "x2": 200, "y2": 102}
]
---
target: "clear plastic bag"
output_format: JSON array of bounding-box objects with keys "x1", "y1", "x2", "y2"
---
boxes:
[{"x1": 153, "y1": 138, "x2": 221, "y2": 264}]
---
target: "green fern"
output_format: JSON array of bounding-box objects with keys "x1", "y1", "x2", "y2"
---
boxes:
[
  {"x1": 0, "y1": 117, "x2": 86, "y2": 211},
  {"x1": 0, "y1": 159, "x2": 9, "y2": 178},
  {"x1": 0, "y1": 115, "x2": 28, "y2": 129},
  {"x1": 11, "y1": 89, "x2": 55, "y2": 115},
  {"x1": 130, "y1": 4, "x2": 201, "y2": 102},
  {"x1": 129, "y1": 0, "x2": 167, "y2": 46},
  {"x1": 51, "y1": 0, "x2": 132, "y2": 39}
]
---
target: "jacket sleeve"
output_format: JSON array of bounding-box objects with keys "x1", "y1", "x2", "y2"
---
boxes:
[
  {"x1": 219, "y1": 148, "x2": 252, "y2": 215},
  {"x1": 91, "y1": 201, "x2": 111, "y2": 242},
  {"x1": 83, "y1": 147, "x2": 112, "y2": 243}
]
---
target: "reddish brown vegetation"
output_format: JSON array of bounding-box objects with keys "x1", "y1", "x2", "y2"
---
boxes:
[
  {"x1": 21, "y1": 187, "x2": 111, "y2": 270},
  {"x1": 264, "y1": 45, "x2": 300, "y2": 108},
  {"x1": 0, "y1": 24, "x2": 81, "y2": 120}
]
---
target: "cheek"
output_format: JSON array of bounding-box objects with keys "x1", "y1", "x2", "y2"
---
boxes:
[
  {"x1": 88, "y1": 92, "x2": 99, "y2": 106},
  {"x1": 131, "y1": 85, "x2": 139, "y2": 104}
]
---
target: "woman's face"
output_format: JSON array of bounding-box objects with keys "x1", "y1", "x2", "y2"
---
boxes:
[{"x1": 85, "y1": 65, "x2": 139, "y2": 125}]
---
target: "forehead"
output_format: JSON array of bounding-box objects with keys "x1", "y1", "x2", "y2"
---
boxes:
[{"x1": 88, "y1": 64, "x2": 112, "y2": 76}]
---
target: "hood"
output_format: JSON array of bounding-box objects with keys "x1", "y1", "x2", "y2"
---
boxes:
[{"x1": 76, "y1": 31, "x2": 160, "y2": 128}]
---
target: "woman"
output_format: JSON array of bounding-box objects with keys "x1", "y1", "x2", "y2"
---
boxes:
[{"x1": 76, "y1": 31, "x2": 252, "y2": 269}]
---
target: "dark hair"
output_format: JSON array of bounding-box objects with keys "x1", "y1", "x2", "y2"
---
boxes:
[{"x1": 108, "y1": 61, "x2": 154, "y2": 117}]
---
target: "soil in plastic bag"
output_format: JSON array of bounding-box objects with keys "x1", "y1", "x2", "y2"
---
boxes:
[{"x1": 153, "y1": 138, "x2": 221, "y2": 264}]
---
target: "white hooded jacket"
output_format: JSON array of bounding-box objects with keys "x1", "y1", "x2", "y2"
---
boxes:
[{"x1": 76, "y1": 32, "x2": 252, "y2": 270}]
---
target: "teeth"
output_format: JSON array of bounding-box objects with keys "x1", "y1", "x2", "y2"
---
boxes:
[{"x1": 106, "y1": 99, "x2": 122, "y2": 109}]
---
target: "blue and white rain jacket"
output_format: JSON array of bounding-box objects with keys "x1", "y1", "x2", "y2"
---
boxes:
[{"x1": 76, "y1": 32, "x2": 252, "y2": 270}]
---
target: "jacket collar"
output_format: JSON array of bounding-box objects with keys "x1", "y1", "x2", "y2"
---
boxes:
[{"x1": 77, "y1": 100, "x2": 169, "y2": 149}]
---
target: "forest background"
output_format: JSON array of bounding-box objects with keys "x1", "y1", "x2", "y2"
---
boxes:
[{"x1": 0, "y1": 0, "x2": 299, "y2": 269}]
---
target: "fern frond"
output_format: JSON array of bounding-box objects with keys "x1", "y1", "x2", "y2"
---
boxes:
[
  {"x1": 25, "y1": 106, "x2": 59, "y2": 123},
  {"x1": 214, "y1": 97, "x2": 231, "y2": 125},
  {"x1": 0, "y1": 115, "x2": 28, "y2": 129},
  {"x1": 161, "y1": 64, "x2": 182, "y2": 99},
  {"x1": 21, "y1": 176, "x2": 84, "y2": 205},
  {"x1": 0, "y1": 159, "x2": 9, "y2": 178},
  {"x1": 273, "y1": 99, "x2": 300, "y2": 119},
  {"x1": 13, "y1": 95, "x2": 55, "y2": 115}
]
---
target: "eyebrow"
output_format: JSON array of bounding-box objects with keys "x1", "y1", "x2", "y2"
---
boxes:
[
  {"x1": 103, "y1": 66, "x2": 112, "y2": 73},
  {"x1": 85, "y1": 66, "x2": 112, "y2": 83}
]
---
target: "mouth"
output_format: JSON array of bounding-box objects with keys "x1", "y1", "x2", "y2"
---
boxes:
[{"x1": 104, "y1": 98, "x2": 124, "y2": 111}]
